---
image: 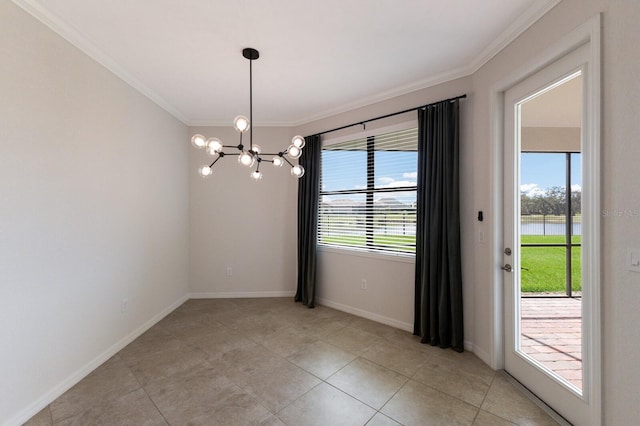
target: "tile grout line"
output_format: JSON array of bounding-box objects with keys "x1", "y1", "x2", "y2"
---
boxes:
[
  {"x1": 34, "y1": 299, "x2": 556, "y2": 426},
  {"x1": 372, "y1": 372, "x2": 411, "y2": 425},
  {"x1": 140, "y1": 385, "x2": 171, "y2": 426},
  {"x1": 121, "y1": 355, "x2": 172, "y2": 426},
  {"x1": 470, "y1": 372, "x2": 498, "y2": 425}
]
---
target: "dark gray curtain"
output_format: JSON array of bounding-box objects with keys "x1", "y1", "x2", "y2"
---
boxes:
[
  {"x1": 414, "y1": 100, "x2": 464, "y2": 352},
  {"x1": 295, "y1": 134, "x2": 321, "y2": 308}
]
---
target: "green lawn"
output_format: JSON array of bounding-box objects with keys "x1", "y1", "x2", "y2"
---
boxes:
[
  {"x1": 321, "y1": 234, "x2": 415, "y2": 253},
  {"x1": 521, "y1": 235, "x2": 581, "y2": 293},
  {"x1": 320, "y1": 232, "x2": 581, "y2": 293}
]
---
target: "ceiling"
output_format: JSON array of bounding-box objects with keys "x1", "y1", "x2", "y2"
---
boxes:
[
  {"x1": 522, "y1": 73, "x2": 582, "y2": 127},
  {"x1": 14, "y1": 0, "x2": 560, "y2": 126}
]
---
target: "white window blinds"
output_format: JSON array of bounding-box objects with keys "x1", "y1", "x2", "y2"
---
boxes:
[{"x1": 318, "y1": 127, "x2": 418, "y2": 255}]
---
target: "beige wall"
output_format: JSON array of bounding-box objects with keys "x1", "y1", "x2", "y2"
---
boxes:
[
  {"x1": 521, "y1": 127, "x2": 581, "y2": 152},
  {"x1": 3, "y1": 0, "x2": 639, "y2": 424},
  {"x1": 471, "y1": 0, "x2": 640, "y2": 424},
  {"x1": 294, "y1": 1, "x2": 640, "y2": 423},
  {"x1": 188, "y1": 126, "x2": 298, "y2": 297},
  {"x1": 0, "y1": 3, "x2": 189, "y2": 424},
  {"x1": 294, "y1": 76, "x2": 475, "y2": 343}
]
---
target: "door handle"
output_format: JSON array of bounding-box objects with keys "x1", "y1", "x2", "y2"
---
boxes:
[{"x1": 501, "y1": 264, "x2": 512, "y2": 272}]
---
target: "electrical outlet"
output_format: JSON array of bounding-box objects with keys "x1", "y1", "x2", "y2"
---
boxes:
[
  {"x1": 226, "y1": 266, "x2": 233, "y2": 276},
  {"x1": 121, "y1": 298, "x2": 128, "y2": 313},
  {"x1": 361, "y1": 279, "x2": 367, "y2": 290}
]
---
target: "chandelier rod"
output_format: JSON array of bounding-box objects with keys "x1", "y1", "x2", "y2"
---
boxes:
[
  {"x1": 249, "y1": 52, "x2": 253, "y2": 151},
  {"x1": 243, "y1": 47, "x2": 259, "y2": 152}
]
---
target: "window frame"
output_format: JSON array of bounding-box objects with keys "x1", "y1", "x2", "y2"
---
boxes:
[{"x1": 318, "y1": 121, "x2": 418, "y2": 260}]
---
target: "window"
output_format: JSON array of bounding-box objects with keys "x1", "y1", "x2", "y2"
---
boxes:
[{"x1": 318, "y1": 126, "x2": 418, "y2": 255}]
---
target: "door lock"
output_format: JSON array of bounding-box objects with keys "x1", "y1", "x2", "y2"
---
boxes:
[
  {"x1": 504, "y1": 248, "x2": 512, "y2": 256},
  {"x1": 501, "y1": 264, "x2": 513, "y2": 272}
]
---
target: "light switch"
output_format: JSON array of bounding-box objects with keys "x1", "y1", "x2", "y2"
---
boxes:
[{"x1": 628, "y1": 248, "x2": 640, "y2": 272}]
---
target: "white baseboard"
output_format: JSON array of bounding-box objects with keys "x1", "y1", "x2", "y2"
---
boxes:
[
  {"x1": 317, "y1": 298, "x2": 476, "y2": 354},
  {"x1": 316, "y1": 297, "x2": 414, "y2": 332},
  {"x1": 10, "y1": 292, "x2": 474, "y2": 426},
  {"x1": 189, "y1": 291, "x2": 295, "y2": 299},
  {"x1": 7, "y1": 294, "x2": 188, "y2": 426},
  {"x1": 472, "y1": 344, "x2": 493, "y2": 368},
  {"x1": 464, "y1": 340, "x2": 474, "y2": 352}
]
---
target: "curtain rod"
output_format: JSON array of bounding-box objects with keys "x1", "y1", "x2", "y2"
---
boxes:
[{"x1": 312, "y1": 94, "x2": 466, "y2": 137}]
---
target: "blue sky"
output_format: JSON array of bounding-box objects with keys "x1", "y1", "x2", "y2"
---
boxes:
[
  {"x1": 320, "y1": 151, "x2": 581, "y2": 204},
  {"x1": 521, "y1": 153, "x2": 581, "y2": 196},
  {"x1": 321, "y1": 150, "x2": 417, "y2": 204}
]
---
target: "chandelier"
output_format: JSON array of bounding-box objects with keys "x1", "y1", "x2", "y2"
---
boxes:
[{"x1": 191, "y1": 48, "x2": 305, "y2": 180}]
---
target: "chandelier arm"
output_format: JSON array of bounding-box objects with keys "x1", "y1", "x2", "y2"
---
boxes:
[
  {"x1": 282, "y1": 156, "x2": 295, "y2": 167},
  {"x1": 208, "y1": 155, "x2": 224, "y2": 168}
]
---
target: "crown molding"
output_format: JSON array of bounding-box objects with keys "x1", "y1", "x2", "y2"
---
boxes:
[
  {"x1": 469, "y1": 0, "x2": 563, "y2": 73},
  {"x1": 290, "y1": 64, "x2": 474, "y2": 127},
  {"x1": 188, "y1": 64, "x2": 472, "y2": 128},
  {"x1": 11, "y1": 0, "x2": 189, "y2": 125},
  {"x1": 291, "y1": 0, "x2": 563, "y2": 127},
  {"x1": 13, "y1": 0, "x2": 561, "y2": 128}
]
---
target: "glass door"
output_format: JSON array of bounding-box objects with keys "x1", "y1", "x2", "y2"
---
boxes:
[{"x1": 502, "y1": 42, "x2": 599, "y2": 425}]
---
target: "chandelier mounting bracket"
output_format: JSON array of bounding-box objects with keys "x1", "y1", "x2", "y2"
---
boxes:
[{"x1": 242, "y1": 48, "x2": 260, "y2": 61}]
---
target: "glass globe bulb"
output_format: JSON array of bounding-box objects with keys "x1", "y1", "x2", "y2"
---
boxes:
[
  {"x1": 291, "y1": 135, "x2": 306, "y2": 149},
  {"x1": 287, "y1": 145, "x2": 302, "y2": 159},
  {"x1": 250, "y1": 144, "x2": 261, "y2": 155},
  {"x1": 273, "y1": 157, "x2": 284, "y2": 167},
  {"x1": 291, "y1": 165, "x2": 305, "y2": 178},
  {"x1": 198, "y1": 165, "x2": 212, "y2": 177},
  {"x1": 251, "y1": 170, "x2": 263, "y2": 180},
  {"x1": 191, "y1": 134, "x2": 207, "y2": 149},
  {"x1": 238, "y1": 151, "x2": 255, "y2": 167},
  {"x1": 206, "y1": 137, "x2": 223, "y2": 154},
  {"x1": 233, "y1": 115, "x2": 250, "y2": 133}
]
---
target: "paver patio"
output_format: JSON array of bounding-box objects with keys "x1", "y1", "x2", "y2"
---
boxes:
[{"x1": 520, "y1": 296, "x2": 582, "y2": 390}]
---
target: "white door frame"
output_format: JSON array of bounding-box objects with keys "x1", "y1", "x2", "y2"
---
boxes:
[{"x1": 488, "y1": 14, "x2": 601, "y2": 424}]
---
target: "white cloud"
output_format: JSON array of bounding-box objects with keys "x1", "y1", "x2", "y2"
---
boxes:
[
  {"x1": 403, "y1": 172, "x2": 417, "y2": 179},
  {"x1": 528, "y1": 187, "x2": 546, "y2": 197},
  {"x1": 377, "y1": 176, "x2": 417, "y2": 188},
  {"x1": 520, "y1": 183, "x2": 545, "y2": 197},
  {"x1": 521, "y1": 183, "x2": 581, "y2": 196},
  {"x1": 374, "y1": 192, "x2": 415, "y2": 203},
  {"x1": 385, "y1": 180, "x2": 417, "y2": 188},
  {"x1": 378, "y1": 177, "x2": 395, "y2": 184}
]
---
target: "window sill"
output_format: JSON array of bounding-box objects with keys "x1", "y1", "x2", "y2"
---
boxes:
[{"x1": 317, "y1": 244, "x2": 416, "y2": 264}]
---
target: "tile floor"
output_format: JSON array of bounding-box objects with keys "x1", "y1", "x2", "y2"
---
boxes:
[
  {"x1": 24, "y1": 298, "x2": 559, "y2": 425},
  {"x1": 521, "y1": 297, "x2": 582, "y2": 389}
]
